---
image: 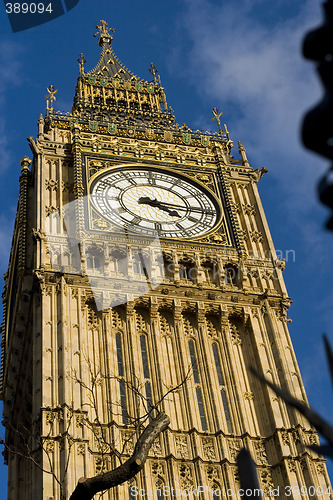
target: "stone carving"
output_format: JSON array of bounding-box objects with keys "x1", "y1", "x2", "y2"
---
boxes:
[
  {"x1": 287, "y1": 459, "x2": 297, "y2": 474},
  {"x1": 254, "y1": 441, "x2": 268, "y2": 465},
  {"x1": 44, "y1": 439, "x2": 55, "y2": 453},
  {"x1": 250, "y1": 230, "x2": 263, "y2": 243},
  {"x1": 76, "y1": 413, "x2": 85, "y2": 427},
  {"x1": 45, "y1": 411, "x2": 54, "y2": 425},
  {"x1": 45, "y1": 179, "x2": 59, "y2": 191},
  {"x1": 281, "y1": 432, "x2": 290, "y2": 446},
  {"x1": 111, "y1": 309, "x2": 122, "y2": 329},
  {"x1": 159, "y1": 312, "x2": 171, "y2": 337},
  {"x1": 206, "y1": 465, "x2": 220, "y2": 485},
  {"x1": 229, "y1": 439, "x2": 241, "y2": 461},
  {"x1": 206, "y1": 317, "x2": 218, "y2": 338},
  {"x1": 229, "y1": 323, "x2": 242, "y2": 346},
  {"x1": 135, "y1": 310, "x2": 147, "y2": 331},
  {"x1": 291, "y1": 428, "x2": 300, "y2": 444},
  {"x1": 202, "y1": 438, "x2": 216, "y2": 461},
  {"x1": 275, "y1": 258, "x2": 286, "y2": 270},
  {"x1": 45, "y1": 205, "x2": 59, "y2": 217},
  {"x1": 228, "y1": 201, "x2": 241, "y2": 213},
  {"x1": 122, "y1": 432, "x2": 134, "y2": 455},
  {"x1": 317, "y1": 463, "x2": 326, "y2": 475},
  {"x1": 151, "y1": 438, "x2": 162, "y2": 457},
  {"x1": 152, "y1": 461, "x2": 165, "y2": 478},
  {"x1": 61, "y1": 181, "x2": 73, "y2": 192},
  {"x1": 179, "y1": 464, "x2": 194, "y2": 489},
  {"x1": 260, "y1": 468, "x2": 274, "y2": 495},
  {"x1": 95, "y1": 455, "x2": 108, "y2": 474},
  {"x1": 182, "y1": 315, "x2": 194, "y2": 336},
  {"x1": 243, "y1": 204, "x2": 256, "y2": 216},
  {"x1": 308, "y1": 433, "x2": 318, "y2": 446},
  {"x1": 77, "y1": 443, "x2": 85, "y2": 456},
  {"x1": 175, "y1": 435, "x2": 189, "y2": 459},
  {"x1": 249, "y1": 167, "x2": 268, "y2": 182}
]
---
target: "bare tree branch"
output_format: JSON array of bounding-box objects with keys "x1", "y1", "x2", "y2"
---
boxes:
[{"x1": 69, "y1": 412, "x2": 170, "y2": 500}]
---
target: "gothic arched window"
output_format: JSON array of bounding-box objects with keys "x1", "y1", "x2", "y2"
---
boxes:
[
  {"x1": 116, "y1": 333, "x2": 128, "y2": 424},
  {"x1": 133, "y1": 259, "x2": 142, "y2": 275},
  {"x1": 188, "y1": 339, "x2": 207, "y2": 431},
  {"x1": 202, "y1": 260, "x2": 218, "y2": 284},
  {"x1": 179, "y1": 259, "x2": 196, "y2": 282},
  {"x1": 86, "y1": 247, "x2": 103, "y2": 272},
  {"x1": 163, "y1": 255, "x2": 174, "y2": 280},
  {"x1": 212, "y1": 483, "x2": 221, "y2": 500},
  {"x1": 224, "y1": 264, "x2": 238, "y2": 286},
  {"x1": 212, "y1": 343, "x2": 233, "y2": 433},
  {"x1": 128, "y1": 484, "x2": 137, "y2": 500},
  {"x1": 156, "y1": 480, "x2": 164, "y2": 500},
  {"x1": 140, "y1": 335, "x2": 153, "y2": 418},
  {"x1": 110, "y1": 249, "x2": 127, "y2": 275}
]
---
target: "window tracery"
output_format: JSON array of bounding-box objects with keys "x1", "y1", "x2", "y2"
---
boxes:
[{"x1": 188, "y1": 339, "x2": 207, "y2": 431}]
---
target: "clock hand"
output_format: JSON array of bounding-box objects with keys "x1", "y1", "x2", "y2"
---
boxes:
[
  {"x1": 144, "y1": 199, "x2": 215, "y2": 215},
  {"x1": 138, "y1": 197, "x2": 181, "y2": 217}
]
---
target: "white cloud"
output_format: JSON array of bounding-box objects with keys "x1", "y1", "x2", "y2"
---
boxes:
[
  {"x1": 177, "y1": 0, "x2": 325, "y2": 208},
  {"x1": 172, "y1": 0, "x2": 331, "y2": 267}
]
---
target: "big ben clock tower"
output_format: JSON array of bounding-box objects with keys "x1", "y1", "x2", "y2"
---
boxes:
[{"x1": 0, "y1": 20, "x2": 331, "y2": 500}]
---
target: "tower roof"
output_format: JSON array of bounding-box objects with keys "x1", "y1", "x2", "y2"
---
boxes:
[
  {"x1": 72, "y1": 20, "x2": 175, "y2": 131},
  {"x1": 86, "y1": 21, "x2": 137, "y2": 81},
  {"x1": 45, "y1": 21, "x2": 228, "y2": 147}
]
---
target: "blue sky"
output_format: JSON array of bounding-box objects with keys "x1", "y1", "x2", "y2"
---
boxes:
[{"x1": 0, "y1": 0, "x2": 332, "y2": 492}]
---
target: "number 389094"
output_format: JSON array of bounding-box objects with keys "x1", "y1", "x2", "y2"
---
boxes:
[{"x1": 5, "y1": 3, "x2": 53, "y2": 14}]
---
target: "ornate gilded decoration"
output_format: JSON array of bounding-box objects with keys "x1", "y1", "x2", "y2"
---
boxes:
[
  {"x1": 211, "y1": 107, "x2": 224, "y2": 136},
  {"x1": 46, "y1": 84, "x2": 57, "y2": 114}
]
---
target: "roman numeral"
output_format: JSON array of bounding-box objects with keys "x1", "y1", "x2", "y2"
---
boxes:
[
  {"x1": 121, "y1": 173, "x2": 137, "y2": 185},
  {"x1": 131, "y1": 216, "x2": 142, "y2": 225},
  {"x1": 147, "y1": 172, "x2": 156, "y2": 185},
  {"x1": 176, "y1": 223, "x2": 189, "y2": 235}
]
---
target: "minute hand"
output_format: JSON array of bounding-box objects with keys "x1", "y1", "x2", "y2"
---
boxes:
[{"x1": 155, "y1": 201, "x2": 216, "y2": 215}]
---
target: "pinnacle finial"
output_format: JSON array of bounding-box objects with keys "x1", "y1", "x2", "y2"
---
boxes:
[
  {"x1": 20, "y1": 156, "x2": 31, "y2": 172},
  {"x1": 149, "y1": 63, "x2": 160, "y2": 85},
  {"x1": 94, "y1": 20, "x2": 115, "y2": 47},
  {"x1": 211, "y1": 108, "x2": 223, "y2": 135},
  {"x1": 238, "y1": 140, "x2": 249, "y2": 166},
  {"x1": 77, "y1": 53, "x2": 86, "y2": 74},
  {"x1": 46, "y1": 85, "x2": 57, "y2": 115}
]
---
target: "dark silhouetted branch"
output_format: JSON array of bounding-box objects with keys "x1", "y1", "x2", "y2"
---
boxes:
[
  {"x1": 251, "y1": 367, "x2": 333, "y2": 452},
  {"x1": 236, "y1": 448, "x2": 262, "y2": 499}
]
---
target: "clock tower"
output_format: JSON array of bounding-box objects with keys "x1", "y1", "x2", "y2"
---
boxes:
[{"x1": 1, "y1": 20, "x2": 330, "y2": 500}]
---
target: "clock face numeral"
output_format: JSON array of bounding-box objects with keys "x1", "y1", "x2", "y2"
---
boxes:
[
  {"x1": 90, "y1": 167, "x2": 221, "y2": 238},
  {"x1": 130, "y1": 215, "x2": 142, "y2": 225}
]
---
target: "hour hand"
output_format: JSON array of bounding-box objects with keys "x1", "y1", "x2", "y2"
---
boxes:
[
  {"x1": 138, "y1": 197, "x2": 180, "y2": 217},
  {"x1": 138, "y1": 196, "x2": 157, "y2": 206}
]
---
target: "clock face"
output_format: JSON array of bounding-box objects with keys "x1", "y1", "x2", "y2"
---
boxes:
[{"x1": 90, "y1": 167, "x2": 221, "y2": 238}]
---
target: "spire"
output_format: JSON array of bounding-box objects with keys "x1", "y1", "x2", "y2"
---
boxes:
[
  {"x1": 72, "y1": 21, "x2": 175, "y2": 131},
  {"x1": 94, "y1": 20, "x2": 115, "y2": 47},
  {"x1": 86, "y1": 20, "x2": 136, "y2": 81}
]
